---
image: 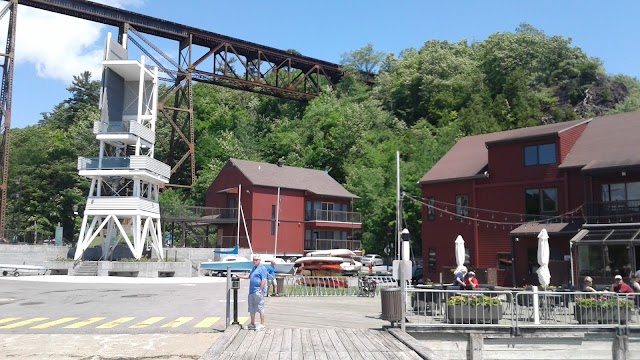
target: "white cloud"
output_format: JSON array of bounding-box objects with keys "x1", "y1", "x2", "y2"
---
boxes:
[{"x1": 0, "y1": 0, "x2": 144, "y2": 83}]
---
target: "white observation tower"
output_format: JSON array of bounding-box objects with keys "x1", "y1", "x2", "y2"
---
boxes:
[{"x1": 74, "y1": 33, "x2": 170, "y2": 261}]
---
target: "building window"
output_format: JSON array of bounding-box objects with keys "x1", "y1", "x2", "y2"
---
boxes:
[
  {"x1": 525, "y1": 188, "x2": 558, "y2": 215},
  {"x1": 602, "y1": 182, "x2": 640, "y2": 202},
  {"x1": 497, "y1": 253, "x2": 512, "y2": 270},
  {"x1": 427, "y1": 197, "x2": 435, "y2": 221},
  {"x1": 271, "y1": 205, "x2": 276, "y2": 235},
  {"x1": 428, "y1": 248, "x2": 436, "y2": 272},
  {"x1": 455, "y1": 195, "x2": 469, "y2": 220},
  {"x1": 524, "y1": 143, "x2": 556, "y2": 166}
]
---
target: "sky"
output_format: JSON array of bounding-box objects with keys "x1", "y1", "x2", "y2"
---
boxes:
[{"x1": 1, "y1": 0, "x2": 639, "y2": 128}]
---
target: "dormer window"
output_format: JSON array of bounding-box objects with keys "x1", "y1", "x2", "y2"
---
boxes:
[{"x1": 524, "y1": 143, "x2": 556, "y2": 166}]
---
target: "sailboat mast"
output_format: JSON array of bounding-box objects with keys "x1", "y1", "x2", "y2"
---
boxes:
[{"x1": 240, "y1": 204, "x2": 253, "y2": 254}]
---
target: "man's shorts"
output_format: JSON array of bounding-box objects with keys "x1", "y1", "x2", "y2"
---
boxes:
[{"x1": 248, "y1": 292, "x2": 265, "y2": 313}]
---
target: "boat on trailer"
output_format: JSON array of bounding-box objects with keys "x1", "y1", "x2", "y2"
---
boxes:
[{"x1": 0, "y1": 264, "x2": 48, "y2": 277}]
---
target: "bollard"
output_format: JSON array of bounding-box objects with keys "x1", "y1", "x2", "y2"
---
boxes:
[{"x1": 231, "y1": 275, "x2": 240, "y2": 325}]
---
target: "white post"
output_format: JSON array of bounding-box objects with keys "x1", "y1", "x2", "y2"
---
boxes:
[
  {"x1": 569, "y1": 242, "x2": 575, "y2": 288},
  {"x1": 274, "y1": 187, "x2": 280, "y2": 256},
  {"x1": 532, "y1": 286, "x2": 540, "y2": 324},
  {"x1": 395, "y1": 151, "x2": 401, "y2": 261}
]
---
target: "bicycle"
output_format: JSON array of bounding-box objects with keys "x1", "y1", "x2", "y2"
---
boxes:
[{"x1": 358, "y1": 276, "x2": 377, "y2": 297}]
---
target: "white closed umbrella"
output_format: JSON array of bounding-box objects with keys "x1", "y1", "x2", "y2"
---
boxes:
[
  {"x1": 536, "y1": 228, "x2": 551, "y2": 288},
  {"x1": 454, "y1": 235, "x2": 466, "y2": 274}
]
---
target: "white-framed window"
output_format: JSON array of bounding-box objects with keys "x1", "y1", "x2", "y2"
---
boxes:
[{"x1": 455, "y1": 195, "x2": 469, "y2": 220}]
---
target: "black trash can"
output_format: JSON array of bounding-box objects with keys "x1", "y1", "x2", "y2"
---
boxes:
[{"x1": 381, "y1": 287, "x2": 402, "y2": 324}]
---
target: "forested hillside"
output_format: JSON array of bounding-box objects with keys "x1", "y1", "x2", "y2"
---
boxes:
[{"x1": 8, "y1": 24, "x2": 640, "y2": 253}]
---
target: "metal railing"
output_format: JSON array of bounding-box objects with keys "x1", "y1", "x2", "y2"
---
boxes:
[
  {"x1": 160, "y1": 205, "x2": 238, "y2": 222},
  {"x1": 304, "y1": 238, "x2": 362, "y2": 251},
  {"x1": 584, "y1": 200, "x2": 640, "y2": 222},
  {"x1": 280, "y1": 275, "x2": 396, "y2": 297},
  {"x1": 304, "y1": 209, "x2": 362, "y2": 223},
  {"x1": 405, "y1": 288, "x2": 639, "y2": 331}
]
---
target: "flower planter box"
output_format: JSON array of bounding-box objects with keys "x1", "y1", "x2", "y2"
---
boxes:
[
  {"x1": 574, "y1": 307, "x2": 629, "y2": 324},
  {"x1": 447, "y1": 304, "x2": 503, "y2": 324}
]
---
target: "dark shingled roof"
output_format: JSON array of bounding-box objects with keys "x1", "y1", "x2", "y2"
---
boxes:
[
  {"x1": 559, "y1": 112, "x2": 640, "y2": 171},
  {"x1": 419, "y1": 118, "x2": 589, "y2": 184},
  {"x1": 510, "y1": 222, "x2": 582, "y2": 236},
  {"x1": 229, "y1": 159, "x2": 359, "y2": 199}
]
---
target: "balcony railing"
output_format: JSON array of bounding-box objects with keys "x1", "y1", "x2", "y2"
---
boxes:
[
  {"x1": 584, "y1": 200, "x2": 640, "y2": 223},
  {"x1": 304, "y1": 210, "x2": 362, "y2": 224},
  {"x1": 93, "y1": 119, "x2": 155, "y2": 144},
  {"x1": 78, "y1": 156, "x2": 171, "y2": 180},
  {"x1": 304, "y1": 238, "x2": 362, "y2": 251},
  {"x1": 160, "y1": 204, "x2": 238, "y2": 222}
]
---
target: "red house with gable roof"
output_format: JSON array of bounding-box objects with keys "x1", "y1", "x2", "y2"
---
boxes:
[
  {"x1": 205, "y1": 159, "x2": 362, "y2": 256},
  {"x1": 418, "y1": 112, "x2": 640, "y2": 287}
]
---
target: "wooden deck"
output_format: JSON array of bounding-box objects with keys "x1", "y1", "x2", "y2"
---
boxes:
[{"x1": 218, "y1": 328, "x2": 423, "y2": 359}]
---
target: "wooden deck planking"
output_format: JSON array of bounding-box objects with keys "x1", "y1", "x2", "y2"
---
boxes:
[
  {"x1": 217, "y1": 328, "x2": 421, "y2": 360},
  {"x1": 335, "y1": 329, "x2": 365, "y2": 360},
  {"x1": 239, "y1": 328, "x2": 266, "y2": 360},
  {"x1": 326, "y1": 329, "x2": 348, "y2": 352},
  {"x1": 368, "y1": 330, "x2": 404, "y2": 353},
  {"x1": 292, "y1": 328, "x2": 303, "y2": 353},
  {"x1": 318, "y1": 328, "x2": 338, "y2": 352},
  {"x1": 281, "y1": 328, "x2": 293, "y2": 352},
  {"x1": 309, "y1": 328, "x2": 325, "y2": 353},
  {"x1": 301, "y1": 328, "x2": 315, "y2": 353},
  {"x1": 352, "y1": 329, "x2": 382, "y2": 352},
  {"x1": 270, "y1": 328, "x2": 284, "y2": 353}
]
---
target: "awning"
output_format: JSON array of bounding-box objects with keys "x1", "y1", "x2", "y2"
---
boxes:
[
  {"x1": 570, "y1": 227, "x2": 640, "y2": 245},
  {"x1": 510, "y1": 222, "x2": 581, "y2": 237}
]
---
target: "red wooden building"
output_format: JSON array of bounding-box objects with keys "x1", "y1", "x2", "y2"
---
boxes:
[
  {"x1": 418, "y1": 112, "x2": 640, "y2": 287},
  {"x1": 205, "y1": 159, "x2": 362, "y2": 256}
]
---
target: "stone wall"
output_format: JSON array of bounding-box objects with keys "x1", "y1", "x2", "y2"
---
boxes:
[{"x1": 0, "y1": 245, "x2": 68, "y2": 266}]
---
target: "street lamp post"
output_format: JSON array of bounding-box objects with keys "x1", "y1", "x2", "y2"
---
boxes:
[
  {"x1": 400, "y1": 228, "x2": 410, "y2": 331},
  {"x1": 72, "y1": 204, "x2": 79, "y2": 244}
]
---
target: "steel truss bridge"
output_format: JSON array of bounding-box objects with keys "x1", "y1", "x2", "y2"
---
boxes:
[{"x1": 0, "y1": 0, "x2": 358, "y2": 239}]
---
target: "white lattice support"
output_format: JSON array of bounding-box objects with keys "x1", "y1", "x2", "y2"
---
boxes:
[{"x1": 154, "y1": 217, "x2": 163, "y2": 260}]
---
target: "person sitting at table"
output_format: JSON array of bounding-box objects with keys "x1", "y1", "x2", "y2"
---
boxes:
[
  {"x1": 583, "y1": 276, "x2": 597, "y2": 292},
  {"x1": 464, "y1": 271, "x2": 479, "y2": 290},
  {"x1": 453, "y1": 266, "x2": 467, "y2": 289},
  {"x1": 612, "y1": 274, "x2": 634, "y2": 294},
  {"x1": 630, "y1": 274, "x2": 640, "y2": 292}
]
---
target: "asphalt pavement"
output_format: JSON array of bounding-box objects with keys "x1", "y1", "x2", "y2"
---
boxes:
[{"x1": 0, "y1": 274, "x2": 387, "y2": 359}]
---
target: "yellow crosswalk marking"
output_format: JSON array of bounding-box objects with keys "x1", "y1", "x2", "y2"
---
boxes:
[
  {"x1": 130, "y1": 317, "x2": 164, "y2": 328},
  {"x1": 32, "y1": 317, "x2": 79, "y2": 329},
  {"x1": 237, "y1": 317, "x2": 249, "y2": 325},
  {"x1": 96, "y1": 317, "x2": 136, "y2": 329},
  {"x1": 160, "y1": 317, "x2": 193, "y2": 328},
  {"x1": 0, "y1": 318, "x2": 47, "y2": 329},
  {"x1": 0, "y1": 318, "x2": 20, "y2": 325},
  {"x1": 64, "y1": 317, "x2": 106, "y2": 329},
  {"x1": 194, "y1": 317, "x2": 220, "y2": 328}
]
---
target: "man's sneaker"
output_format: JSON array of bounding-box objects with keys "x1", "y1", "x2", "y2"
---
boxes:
[
  {"x1": 243, "y1": 324, "x2": 256, "y2": 330},
  {"x1": 255, "y1": 324, "x2": 265, "y2": 331}
]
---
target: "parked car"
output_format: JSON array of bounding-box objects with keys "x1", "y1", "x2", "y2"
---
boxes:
[
  {"x1": 411, "y1": 266, "x2": 424, "y2": 285},
  {"x1": 360, "y1": 254, "x2": 384, "y2": 266}
]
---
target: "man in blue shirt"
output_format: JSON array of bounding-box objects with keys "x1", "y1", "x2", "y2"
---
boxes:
[
  {"x1": 266, "y1": 260, "x2": 278, "y2": 297},
  {"x1": 238, "y1": 256, "x2": 268, "y2": 331}
]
